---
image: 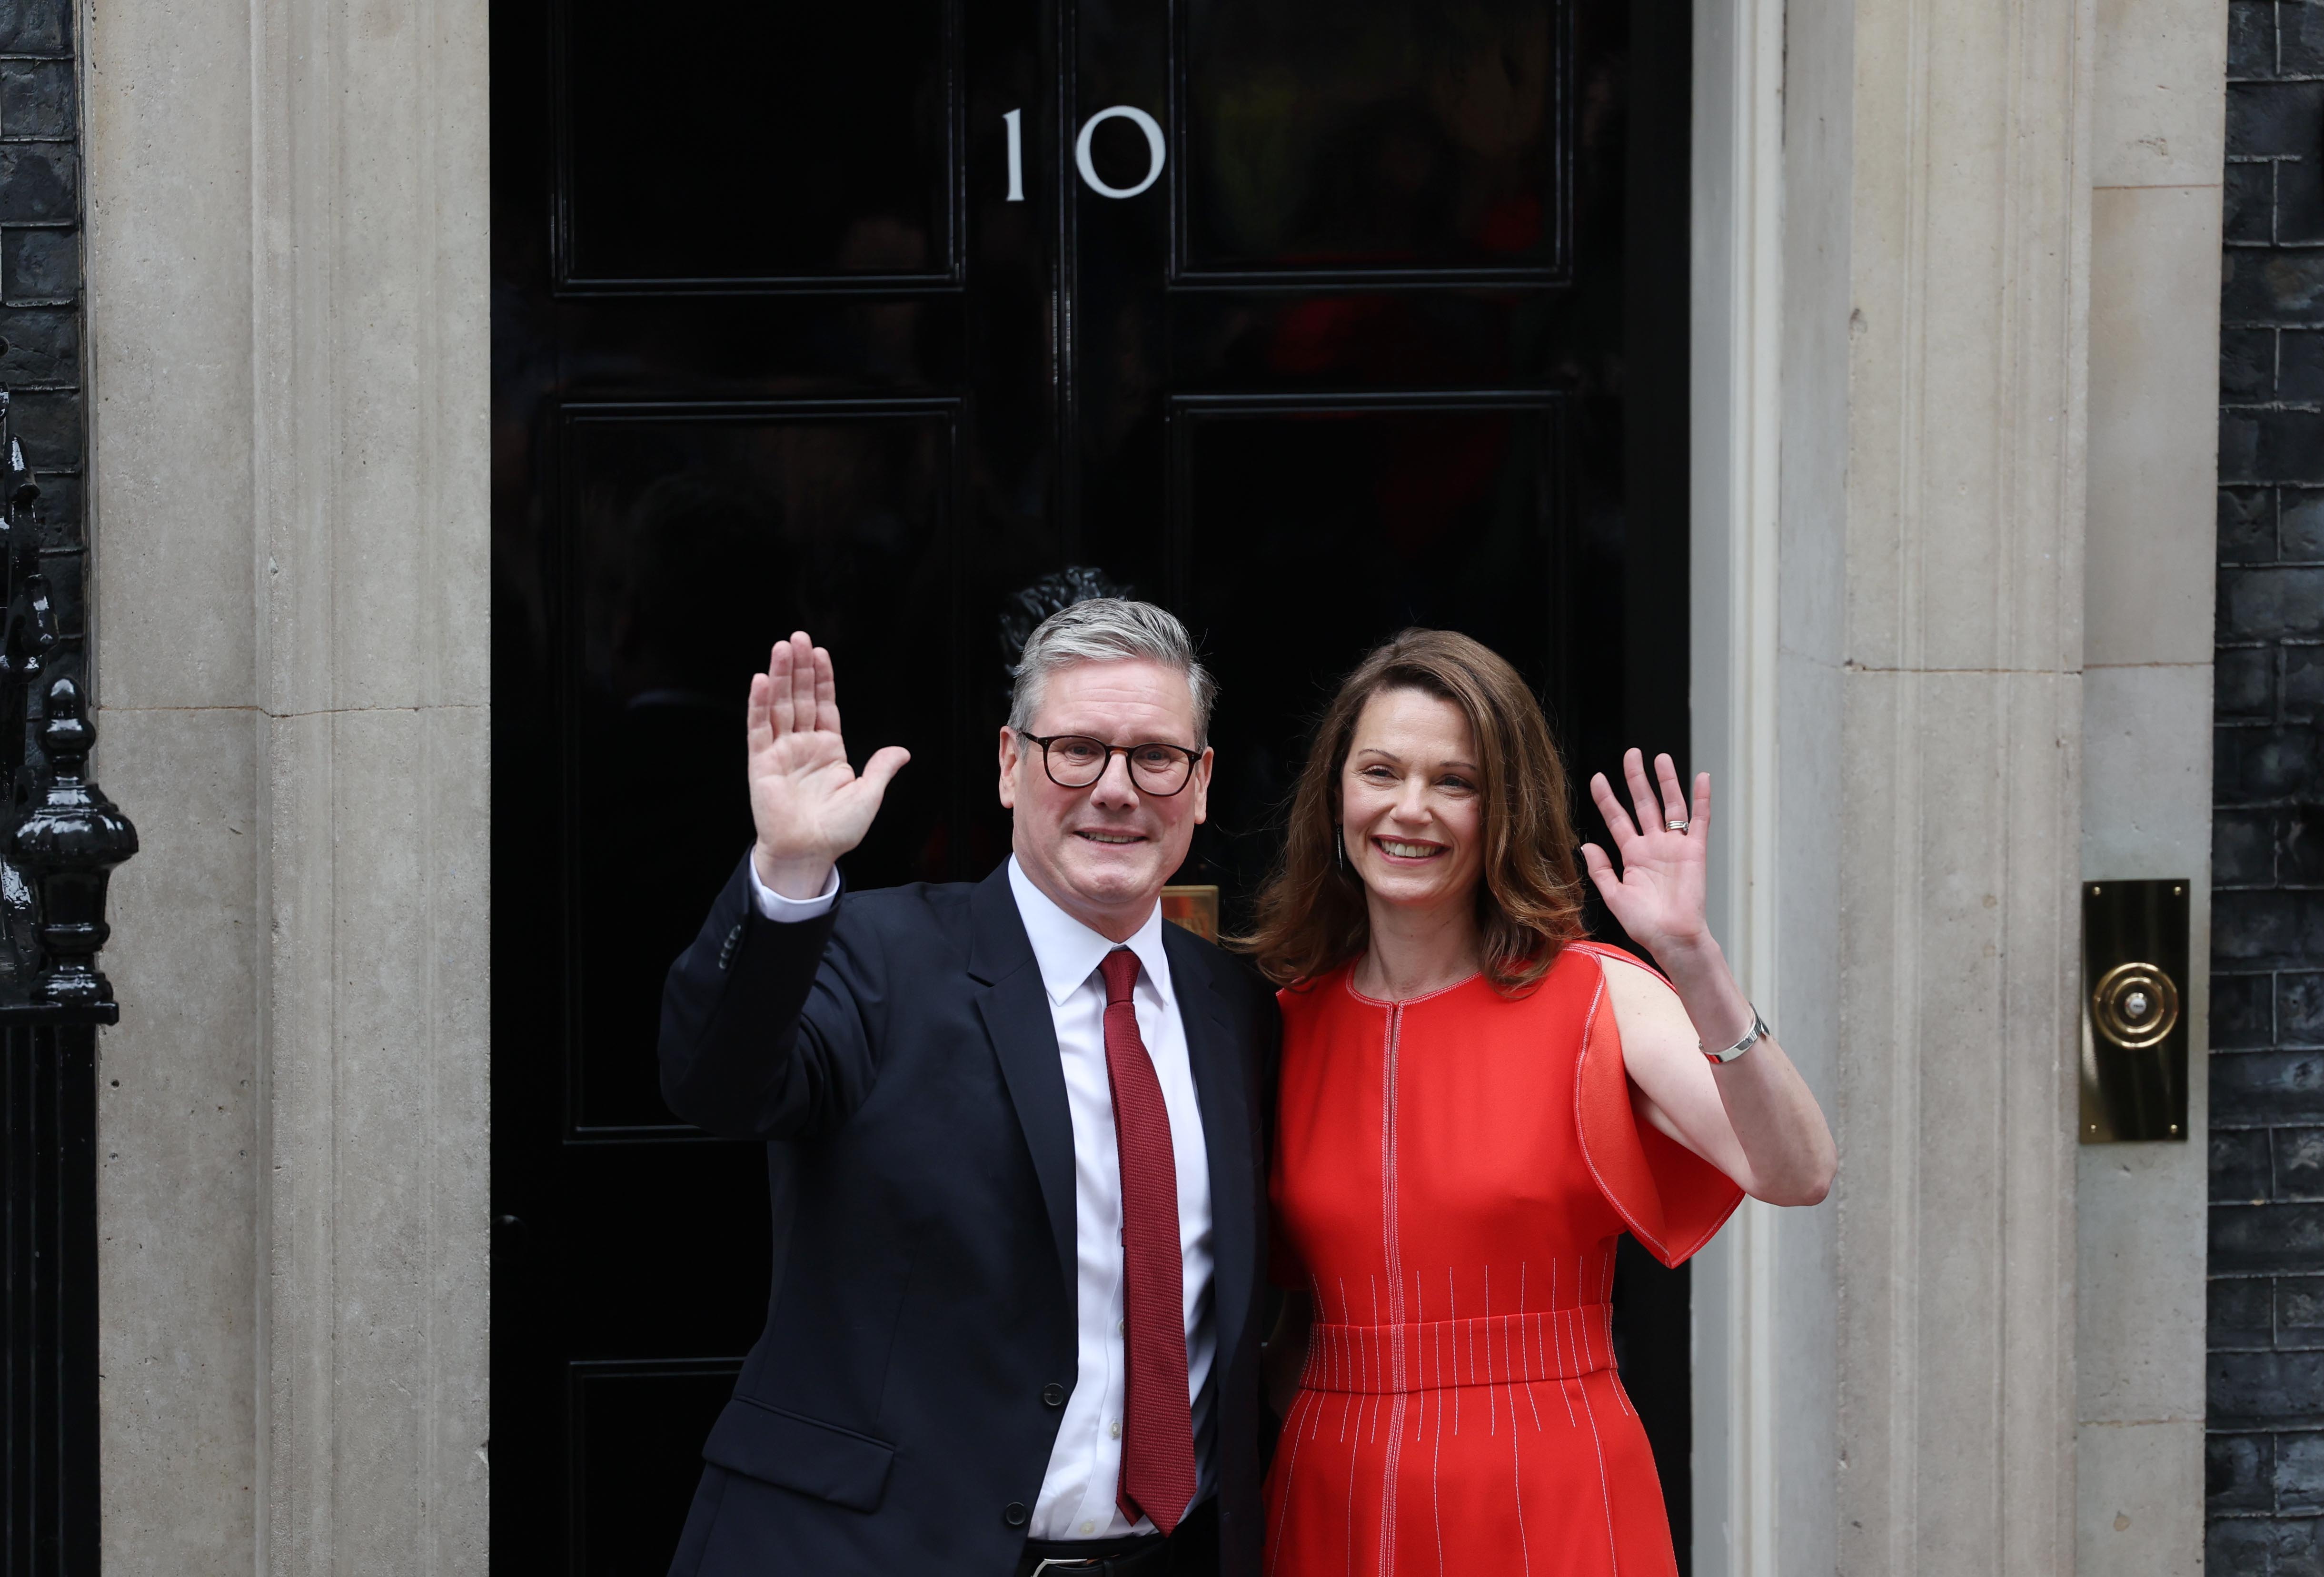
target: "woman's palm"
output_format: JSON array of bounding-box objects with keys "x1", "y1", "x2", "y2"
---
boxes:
[{"x1": 1579, "y1": 750, "x2": 1712, "y2": 957}]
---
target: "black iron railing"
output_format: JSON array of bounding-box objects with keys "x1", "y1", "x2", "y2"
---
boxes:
[{"x1": 0, "y1": 385, "x2": 136, "y2": 1577}]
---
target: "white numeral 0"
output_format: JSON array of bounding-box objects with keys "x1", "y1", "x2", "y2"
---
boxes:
[
  {"x1": 1000, "y1": 105, "x2": 1166, "y2": 202},
  {"x1": 1075, "y1": 105, "x2": 1165, "y2": 199}
]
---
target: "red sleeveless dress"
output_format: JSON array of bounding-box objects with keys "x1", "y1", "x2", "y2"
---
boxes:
[{"x1": 1264, "y1": 943, "x2": 1742, "y2": 1577}]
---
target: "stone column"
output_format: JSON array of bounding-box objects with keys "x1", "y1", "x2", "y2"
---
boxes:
[
  {"x1": 83, "y1": 0, "x2": 490, "y2": 1567},
  {"x1": 2072, "y1": 0, "x2": 2224, "y2": 1567},
  {"x1": 1773, "y1": 0, "x2": 2096, "y2": 1569},
  {"x1": 1838, "y1": 0, "x2": 2092, "y2": 1552}
]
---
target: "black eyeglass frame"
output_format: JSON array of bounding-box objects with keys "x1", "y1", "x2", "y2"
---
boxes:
[{"x1": 1013, "y1": 731, "x2": 1205, "y2": 797}]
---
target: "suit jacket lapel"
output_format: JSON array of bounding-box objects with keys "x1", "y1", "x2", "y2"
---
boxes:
[
  {"x1": 968, "y1": 869, "x2": 1078, "y2": 1312},
  {"x1": 1164, "y1": 924, "x2": 1257, "y2": 1360}
]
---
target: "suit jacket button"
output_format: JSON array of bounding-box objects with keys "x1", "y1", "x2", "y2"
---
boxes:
[
  {"x1": 1004, "y1": 1502, "x2": 1029, "y2": 1527},
  {"x1": 1042, "y1": 1383, "x2": 1067, "y2": 1408}
]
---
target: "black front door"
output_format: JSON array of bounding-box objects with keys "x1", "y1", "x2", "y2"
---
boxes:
[{"x1": 490, "y1": 0, "x2": 1693, "y2": 1568}]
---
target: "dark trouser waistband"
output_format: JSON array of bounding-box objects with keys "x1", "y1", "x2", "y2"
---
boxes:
[{"x1": 1015, "y1": 1497, "x2": 1218, "y2": 1577}]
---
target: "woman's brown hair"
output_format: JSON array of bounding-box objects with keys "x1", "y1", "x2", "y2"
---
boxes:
[{"x1": 1239, "y1": 629, "x2": 1587, "y2": 993}]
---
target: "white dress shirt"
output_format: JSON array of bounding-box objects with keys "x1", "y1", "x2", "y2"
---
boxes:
[{"x1": 745, "y1": 855, "x2": 1217, "y2": 1541}]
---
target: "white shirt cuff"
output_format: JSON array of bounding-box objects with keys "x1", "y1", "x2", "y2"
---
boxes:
[{"x1": 745, "y1": 856, "x2": 840, "y2": 922}]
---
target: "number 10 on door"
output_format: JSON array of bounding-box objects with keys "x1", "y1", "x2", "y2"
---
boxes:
[{"x1": 1002, "y1": 106, "x2": 1167, "y2": 202}]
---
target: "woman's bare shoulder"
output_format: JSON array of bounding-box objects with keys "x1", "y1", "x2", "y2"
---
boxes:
[{"x1": 1576, "y1": 944, "x2": 1693, "y2": 1045}]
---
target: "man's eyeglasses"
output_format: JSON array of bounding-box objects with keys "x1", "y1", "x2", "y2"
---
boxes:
[{"x1": 1015, "y1": 732, "x2": 1203, "y2": 797}]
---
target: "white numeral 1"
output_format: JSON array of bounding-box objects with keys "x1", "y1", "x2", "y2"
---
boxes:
[{"x1": 1003, "y1": 108, "x2": 1024, "y2": 202}]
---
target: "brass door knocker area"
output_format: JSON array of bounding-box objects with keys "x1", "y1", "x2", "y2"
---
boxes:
[{"x1": 2081, "y1": 881, "x2": 2191, "y2": 1145}]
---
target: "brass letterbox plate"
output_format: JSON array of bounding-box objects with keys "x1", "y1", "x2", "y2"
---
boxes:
[
  {"x1": 2080, "y1": 879, "x2": 2189, "y2": 1143},
  {"x1": 1162, "y1": 885, "x2": 1220, "y2": 943}
]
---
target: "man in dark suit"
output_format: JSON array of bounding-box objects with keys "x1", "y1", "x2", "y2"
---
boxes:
[{"x1": 661, "y1": 600, "x2": 1279, "y2": 1576}]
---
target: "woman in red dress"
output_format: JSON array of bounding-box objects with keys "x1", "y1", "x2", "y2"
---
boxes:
[{"x1": 1243, "y1": 630, "x2": 1835, "y2": 1577}]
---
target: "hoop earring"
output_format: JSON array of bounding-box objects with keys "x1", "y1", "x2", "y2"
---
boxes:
[{"x1": 1335, "y1": 827, "x2": 1349, "y2": 874}]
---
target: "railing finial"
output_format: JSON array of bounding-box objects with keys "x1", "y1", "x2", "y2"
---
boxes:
[{"x1": 10, "y1": 671, "x2": 138, "y2": 1012}]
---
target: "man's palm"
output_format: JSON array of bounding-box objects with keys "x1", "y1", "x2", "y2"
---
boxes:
[{"x1": 748, "y1": 632, "x2": 909, "y2": 894}]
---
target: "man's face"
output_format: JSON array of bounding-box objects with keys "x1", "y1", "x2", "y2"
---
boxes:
[{"x1": 998, "y1": 658, "x2": 1212, "y2": 941}]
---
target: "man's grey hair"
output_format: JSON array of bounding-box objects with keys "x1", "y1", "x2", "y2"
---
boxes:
[{"x1": 1006, "y1": 597, "x2": 1216, "y2": 745}]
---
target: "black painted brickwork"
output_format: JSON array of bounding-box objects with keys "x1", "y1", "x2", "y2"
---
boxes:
[
  {"x1": 0, "y1": 0, "x2": 76, "y2": 555},
  {"x1": 2213, "y1": 4, "x2": 2324, "y2": 1568}
]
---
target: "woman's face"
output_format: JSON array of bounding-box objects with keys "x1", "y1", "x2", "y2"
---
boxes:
[{"x1": 1339, "y1": 686, "x2": 1488, "y2": 917}]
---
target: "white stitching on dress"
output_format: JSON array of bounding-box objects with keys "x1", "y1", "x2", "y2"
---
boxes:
[
  {"x1": 1368, "y1": 1277, "x2": 1380, "y2": 1418},
  {"x1": 1516, "y1": 1264, "x2": 1542, "y2": 1429},
  {"x1": 1559, "y1": 1281, "x2": 1586, "y2": 1428},
  {"x1": 1549, "y1": 1260, "x2": 1576, "y2": 1425},
  {"x1": 1376, "y1": 997, "x2": 1407, "y2": 1577},
  {"x1": 1413, "y1": 1272, "x2": 1427, "y2": 1428},
  {"x1": 1469, "y1": 1280, "x2": 1482, "y2": 1394},
  {"x1": 1338, "y1": 1277, "x2": 1351, "y2": 1390},
  {"x1": 1572, "y1": 964, "x2": 1674, "y2": 1264},
  {"x1": 1343, "y1": 971, "x2": 1481, "y2": 1008},
  {"x1": 1528, "y1": 1312, "x2": 1549, "y2": 1424},
  {"x1": 1447, "y1": 1270, "x2": 1460, "y2": 1436},
  {"x1": 1508, "y1": 1367, "x2": 1533, "y2": 1577},
  {"x1": 1576, "y1": 1368, "x2": 1621, "y2": 1577},
  {"x1": 1483, "y1": 1266, "x2": 1495, "y2": 1436},
  {"x1": 1380, "y1": 1394, "x2": 1404, "y2": 1562},
  {"x1": 1430, "y1": 1350, "x2": 1446, "y2": 1577},
  {"x1": 1500, "y1": 1282, "x2": 1517, "y2": 1401}
]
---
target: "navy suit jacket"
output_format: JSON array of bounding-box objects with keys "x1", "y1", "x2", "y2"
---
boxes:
[{"x1": 660, "y1": 857, "x2": 1280, "y2": 1576}]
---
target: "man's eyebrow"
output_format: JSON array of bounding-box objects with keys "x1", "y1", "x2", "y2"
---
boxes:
[{"x1": 1050, "y1": 731, "x2": 1201, "y2": 750}]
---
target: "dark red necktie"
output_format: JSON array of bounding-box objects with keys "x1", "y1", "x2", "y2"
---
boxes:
[{"x1": 1098, "y1": 948, "x2": 1197, "y2": 1534}]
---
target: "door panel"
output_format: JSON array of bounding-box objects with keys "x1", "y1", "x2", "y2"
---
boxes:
[
  {"x1": 568, "y1": 1360, "x2": 747, "y2": 1572},
  {"x1": 562, "y1": 403, "x2": 963, "y2": 1135},
  {"x1": 1175, "y1": 0, "x2": 1569, "y2": 280},
  {"x1": 1172, "y1": 395, "x2": 1572, "y2": 900},
  {"x1": 492, "y1": 0, "x2": 1693, "y2": 1568},
  {"x1": 555, "y1": 1146, "x2": 775, "y2": 1353},
  {"x1": 556, "y1": 0, "x2": 962, "y2": 288}
]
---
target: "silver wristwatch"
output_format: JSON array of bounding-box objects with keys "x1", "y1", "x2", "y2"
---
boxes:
[{"x1": 1702, "y1": 1007, "x2": 1770, "y2": 1064}]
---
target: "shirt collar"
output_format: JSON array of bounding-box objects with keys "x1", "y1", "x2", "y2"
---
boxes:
[{"x1": 1006, "y1": 855, "x2": 1176, "y2": 1010}]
